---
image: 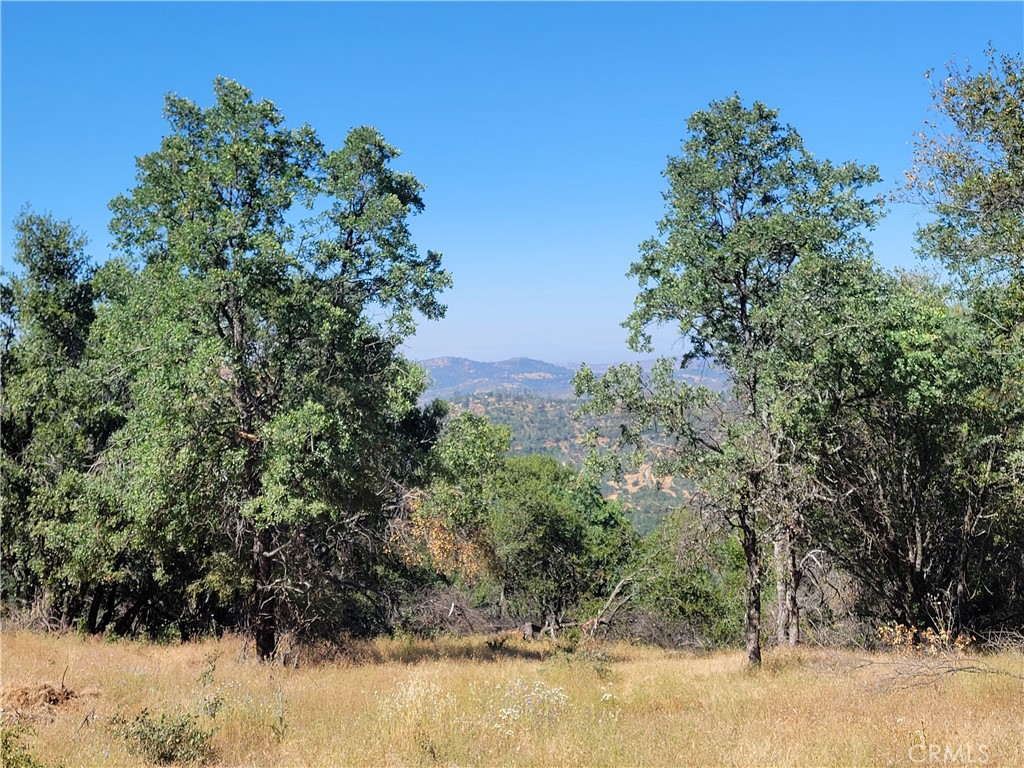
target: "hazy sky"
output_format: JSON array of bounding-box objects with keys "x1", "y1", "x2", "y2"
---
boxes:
[{"x1": 3, "y1": 2, "x2": 1021, "y2": 364}]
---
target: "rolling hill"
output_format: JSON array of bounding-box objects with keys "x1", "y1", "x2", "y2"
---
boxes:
[
  {"x1": 416, "y1": 356, "x2": 725, "y2": 533},
  {"x1": 417, "y1": 357, "x2": 577, "y2": 399},
  {"x1": 417, "y1": 356, "x2": 726, "y2": 401},
  {"x1": 440, "y1": 388, "x2": 692, "y2": 534}
]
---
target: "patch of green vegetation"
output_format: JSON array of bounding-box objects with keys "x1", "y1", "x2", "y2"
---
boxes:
[
  {"x1": 448, "y1": 391, "x2": 685, "y2": 534},
  {"x1": 0, "y1": 724, "x2": 48, "y2": 768},
  {"x1": 109, "y1": 709, "x2": 216, "y2": 765}
]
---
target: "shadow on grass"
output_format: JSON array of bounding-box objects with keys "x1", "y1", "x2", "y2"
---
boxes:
[
  {"x1": 260, "y1": 630, "x2": 638, "y2": 669},
  {"x1": 350, "y1": 635, "x2": 556, "y2": 666},
  {"x1": 349, "y1": 635, "x2": 641, "y2": 674}
]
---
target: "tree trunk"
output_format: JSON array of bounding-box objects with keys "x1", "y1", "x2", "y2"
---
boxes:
[
  {"x1": 955, "y1": 500, "x2": 977, "y2": 634},
  {"x1": 786, "y1": 540, "x2": 801, "y2": 645},
  {"x1": 86, "y1": 584, "x2": 104, "y2": 634},
  {"x1": 775, "y1": 527, "x2": 801, "y2": 646},
  {"x1": 96, "y1": 586, "x2": 118, "y2": 633},
  {"x1": 740, "y1": 511, "x2": 762, "y2": 668},
  {"x1": 774, "y1": 537, "x2": 789, "y2": 645},
  {"x1": 253, "y1": 525, "x2": 277, "y2": 661},
  {"x1": 113, "y1": 600, "x2": 143, "y2": 636}
]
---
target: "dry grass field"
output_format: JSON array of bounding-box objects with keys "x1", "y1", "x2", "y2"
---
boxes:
[{"x1": 1, "y1": 630, "x2": 1021, "y2": 767}]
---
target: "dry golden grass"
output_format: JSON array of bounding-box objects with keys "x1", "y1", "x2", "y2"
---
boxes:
[{"x1": 1, "y1": 630, "x2": 1021, "y2": 767}]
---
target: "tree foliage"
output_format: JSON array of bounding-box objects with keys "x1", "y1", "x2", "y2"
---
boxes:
[
  {"x1": 578, "y1": 96, "x2": 882, "y2": 665},
  {"x1": 402, "y1": 413, "x2": 636, "y2": 632},
  {"x1": 767, "y1": 260, "x2": 1022, "y2": 631},
  {"x1": 490, "y1": 454, "x2": 635, "y2": 629},
  {"x1": 4, "y1": 52, "x2": 1022, "y2": 657},
  {"x1": 898, "y1": 47, "x2": 1024, "y2": 630},
  {"x1": 906, "y1": 47, "x2": 1023, "y2": 287},
  {"x1": 0, "y1": 211, "x2": 136, "y2": 634},
  {"x1": 2, "y1": 80, "x2": 450, "y2": 656}
]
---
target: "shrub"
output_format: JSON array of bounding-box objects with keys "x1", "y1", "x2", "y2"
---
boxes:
[
  {"x1": 109, "y1": 708, "x2": 216, "y2": 765},
  {"x1": 0, "y1": 724, "x2": 47, "y2": 768},
  {"x1": 876, "y1": 622, "x2": 973, "y2": 656}
]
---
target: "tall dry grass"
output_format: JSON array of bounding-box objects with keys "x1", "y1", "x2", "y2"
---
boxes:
[{"x1": 1, "y1": 630, "x2": 1021, "y2": 767}]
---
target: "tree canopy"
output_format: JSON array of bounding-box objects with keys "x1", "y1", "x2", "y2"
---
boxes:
[
  {"x1": 579, "y1": 95, "x2": 884, "y2": 665},
  {"x1": 3, "y1": 79, "x2": 451, "y2": 658},
  {"x1": 3, "y1": 54, "x2": 1022, "y2": 660}
]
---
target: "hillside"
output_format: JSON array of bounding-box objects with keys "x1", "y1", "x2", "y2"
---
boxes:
[
  {"x1": 417, "y1": 359, "x2": 727, "y2": 533},
  {"x1": 418, "y1": 356, "x2": 727, "y2": 401},
  {"x1": 418, "y1": 357, "x2": 578, "y2": 399},
  {"x1": 445, "y1": 389, "x2": 689, "y2": 534}
]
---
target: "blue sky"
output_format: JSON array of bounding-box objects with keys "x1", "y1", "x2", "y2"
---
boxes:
[{"x1": 3, "y1": 2, "x2": 1021, "y2": 364}]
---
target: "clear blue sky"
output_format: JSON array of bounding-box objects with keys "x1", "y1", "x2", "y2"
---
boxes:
[{"x1": 3, "y1": 2, "x2": 1021, "y2": 364}]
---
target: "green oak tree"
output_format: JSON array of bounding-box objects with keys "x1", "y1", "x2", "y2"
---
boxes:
[
  {"x1": 900, "y1": 48, "x2": 1024, "y2": 631},
  {"x1": 2, "y1": 211, "x2": 92, "y2": 618},
  {"x1": 0, "y1": 211, "x2": 134, "y2": 631},
  {"x1": 99, "y1": 78, "x2": 450, "y2": 657},
  {"x1": 577, "y1": 96, "x2": 883, "y2": 666},
  {"x1": 907, "y1": 48, "x2": 1023, "y2": 494},
  {"x1": 489, "y1": 454, "x2": 635, "y2": 633}
]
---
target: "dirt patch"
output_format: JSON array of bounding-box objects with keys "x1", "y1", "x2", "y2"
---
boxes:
[{"x1": 1, "y1": 682, "x2": 79, "y2": 722}]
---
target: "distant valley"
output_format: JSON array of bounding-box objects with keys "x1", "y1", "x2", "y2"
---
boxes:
[
  {"x1": 417, "y1": 356, "x2": 726, "y2": 401},
  {"x1": 414, "y1": 356, "x2": 724, "y2": 534},
  {"x1": 417, "y1": 357, "x2": 579, "y2": 400}
]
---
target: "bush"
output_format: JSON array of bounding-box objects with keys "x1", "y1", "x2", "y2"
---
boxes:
[
  {"x1": 625, "y1": 511, "x2": 745, "y2": 648},
  {"x1": 0, "y1": 724, "x2": 47, "y2": 768},
  {"x1": 109, "y1": 708, "x2": 216, "y2": 765},
  {"x1": 876, "y1": 622, "x2": 974, "y2": 656}
]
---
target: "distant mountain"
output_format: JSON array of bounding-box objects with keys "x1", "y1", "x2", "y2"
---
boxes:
[
  {"x1": 417, "y1": 356, "x2": 727, "y2": 401},
  {"x1": 417, "y1": 357, "x2": 578, "y2": 400}
]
